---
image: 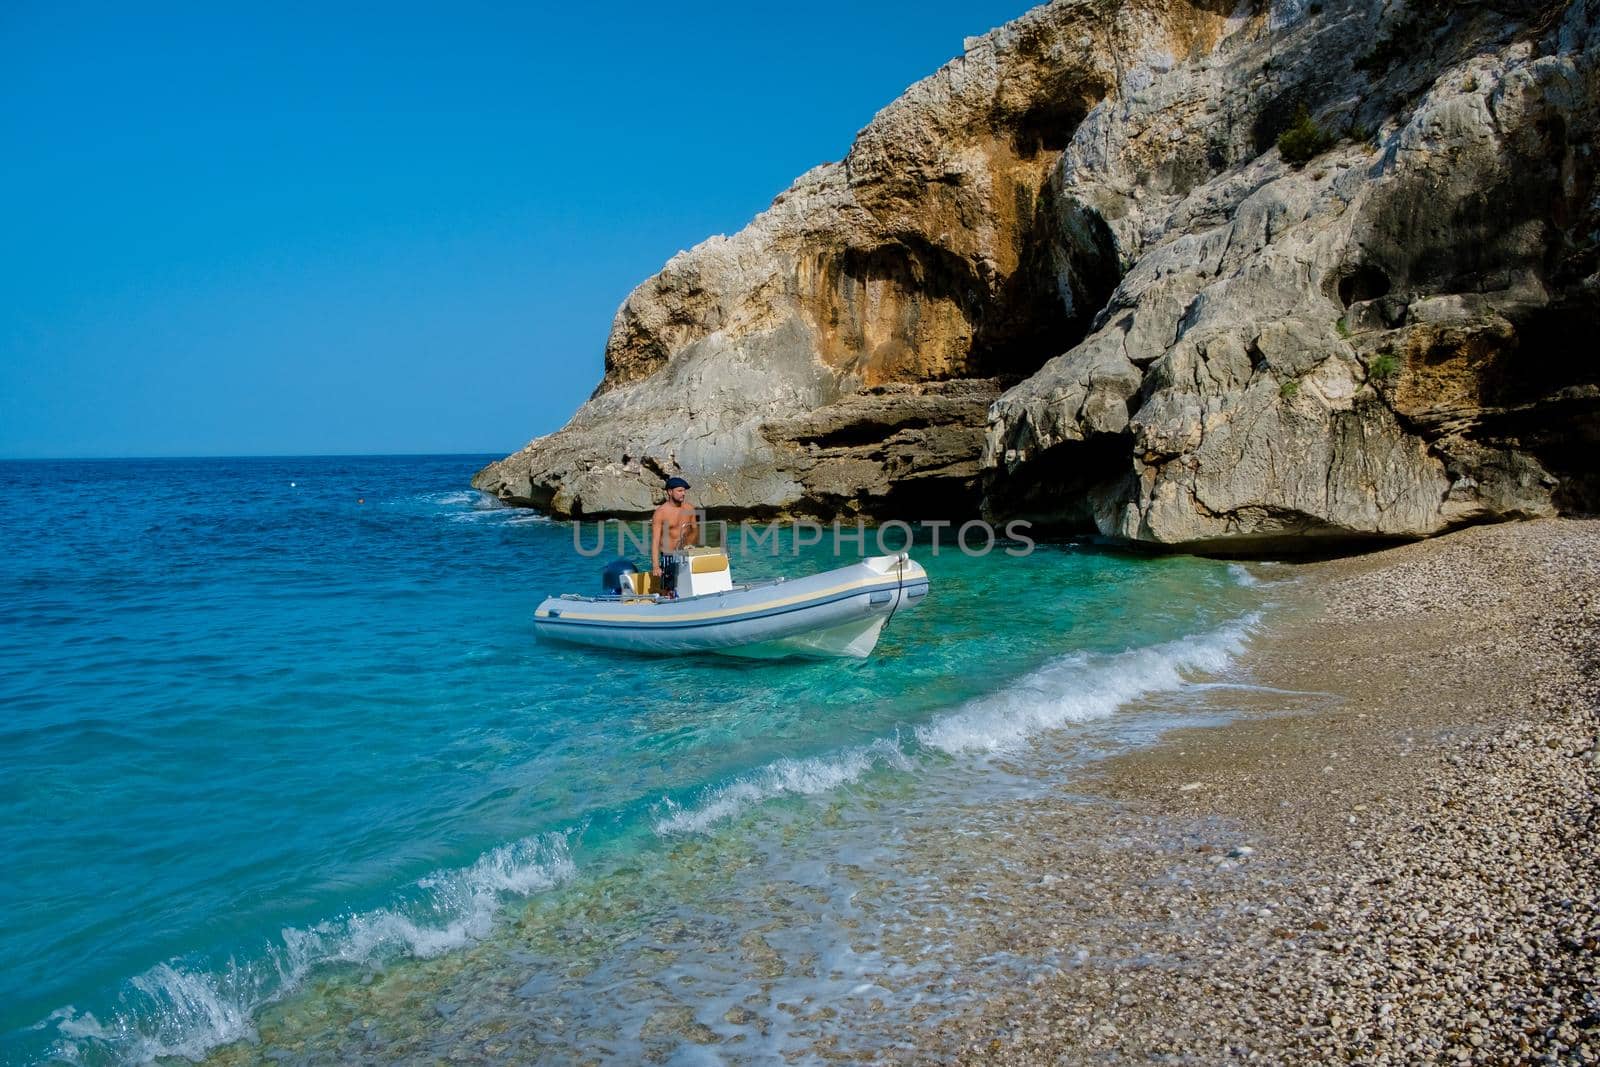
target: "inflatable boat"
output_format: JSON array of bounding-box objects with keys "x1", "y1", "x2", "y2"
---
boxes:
[{"x1": 533, "y1": 548, "x2": 929, "y2": 659}]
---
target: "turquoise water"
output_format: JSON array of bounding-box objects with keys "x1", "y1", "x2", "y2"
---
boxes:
[{"x1": 0, "y1": 456, "x2": 1264, "y2": 1064}]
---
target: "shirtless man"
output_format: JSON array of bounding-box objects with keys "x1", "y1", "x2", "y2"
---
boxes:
[{"x1": 650, "y1": 476, "x2": 698, "y2": 597}]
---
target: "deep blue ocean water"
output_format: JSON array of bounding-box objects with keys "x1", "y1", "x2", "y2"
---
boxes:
[{"x1": 0, "y1": 456, "x2": 1267, "y2": 1064}]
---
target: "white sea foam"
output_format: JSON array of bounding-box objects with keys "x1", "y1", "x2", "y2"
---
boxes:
[
  {"x1": 652, "y1": 617, "x2": 1260, "y2": 833},
  {"x1": 1227, "y1": 563, "x2": 1263, "y2": 587},
  {"x1": 654, "y1": 737, "x2": 913, "y2": 836},
  {"x1": 49, "y1": 962, "x2": 267, "y2": 1064},
  {"x1": 44, "y1": 614, "x2": 1261, "y2": 1062},
  {"x1": 445, "y1": 506, "x2": 552, "y2": 525},
  {"x1": 46, "y1": 833, "x2": 575, "y2": 1065},
  {"x1": 914, "y1": 615, "x2": 1259, "y2": 754},
  {"x1": 425, "y1": 489, "x2": 499, "y2": 509},
  {"x1": 1228, "y1": 562, "x2": 1296, "y2": 590},
  {"x1": 419, "y1": 484, "x2": 554, "y2": 523},
  {"x1": 293, "y1": 833, "x2": 578, "y2": 964}
]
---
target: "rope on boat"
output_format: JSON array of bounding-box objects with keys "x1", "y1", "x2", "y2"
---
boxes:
[{"x1": 884, "y1": 552, "x2": 906, "y2": 631}]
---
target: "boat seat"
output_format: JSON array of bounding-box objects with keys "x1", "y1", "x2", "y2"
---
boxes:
[{"x1": 689, "y1": 552, "x2": 728, "y2": 574}]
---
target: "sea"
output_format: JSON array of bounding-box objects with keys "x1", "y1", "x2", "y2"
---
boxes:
[{"x1": 0, "y1": 455, "x2": 1276, "y2": 1065}]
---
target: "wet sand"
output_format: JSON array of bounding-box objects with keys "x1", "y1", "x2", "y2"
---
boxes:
[{"x1": 893, "y1": 519, "x2": 1599, "y2": 1064}]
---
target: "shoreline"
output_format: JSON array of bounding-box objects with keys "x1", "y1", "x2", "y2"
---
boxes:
[
  {"x1": 892, "y1": 518, "x2": 1599, "y2": 1063},
  {"x1": 45, "y1": 517, "x2": 1595, "y2": 1064}
]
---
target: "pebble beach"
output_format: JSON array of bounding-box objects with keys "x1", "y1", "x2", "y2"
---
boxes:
[
  {"x1": 12, "y1": 475, "x2": 1595, "y2": 1064},
  {"x1": 892, "y1": 519, "x2": 1599, "y2": 1064}
]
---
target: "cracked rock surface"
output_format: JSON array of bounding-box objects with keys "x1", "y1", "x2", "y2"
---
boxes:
[{"x1": 479, "y1": 0, "x2": 1599, "y2": 551}]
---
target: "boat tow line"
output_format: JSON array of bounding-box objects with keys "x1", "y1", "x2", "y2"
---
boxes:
[{"x1": 884, "y1": 552, "x2": 907, "y2": 631}]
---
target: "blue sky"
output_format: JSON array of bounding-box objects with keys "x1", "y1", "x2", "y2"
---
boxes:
[{"x1": 1, "y1": 1, "x2": 1036, "y2": 458}]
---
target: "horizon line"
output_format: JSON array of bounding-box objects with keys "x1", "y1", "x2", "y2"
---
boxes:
[{"x1": 0, "y1": 450, "x2": 510, "y2": 463}]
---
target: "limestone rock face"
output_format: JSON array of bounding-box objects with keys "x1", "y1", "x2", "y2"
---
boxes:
[
  {"x1": 479, "y1": 0, "x2": 1600, "y2": 551},
  {"x1": 474, "y1": 0, "x2": 1239, "y2": 519},
  {"x1": 983, "y1": 0, "x2": 1600, "y2": 549}
]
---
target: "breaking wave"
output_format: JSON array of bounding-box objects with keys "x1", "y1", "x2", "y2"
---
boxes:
[
  {"x1": 43, "y1": 833, "x2": 574, "y2": 1065},
  {"x1": 914, "y1": 614, "x2": 1259, "y2": 754},
  {"x1": 35, "y1": 609, "x2": 1261, "y2": 1062},
  {"x1": 654, "y1": 738, "x2": 913, "y2": 836},
  {"x1": 654, "y1": 613, "x2": 1260, "y2": 837}
]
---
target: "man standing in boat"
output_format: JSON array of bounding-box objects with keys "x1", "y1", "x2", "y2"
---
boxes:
[{"x1": 650, "y1": 476, "x2": 698, "y2": 598}]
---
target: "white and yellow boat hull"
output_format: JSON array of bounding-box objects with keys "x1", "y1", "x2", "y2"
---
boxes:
[{"x1": 534, "y1": 554, "x2": 929, "y2": 659}]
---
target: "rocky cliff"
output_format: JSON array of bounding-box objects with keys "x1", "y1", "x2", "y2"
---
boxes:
[{"x1": 475, "y1": 0, "x2": 1599, "y2": 551}]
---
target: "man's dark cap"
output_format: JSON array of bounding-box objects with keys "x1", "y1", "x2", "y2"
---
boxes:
[{"x1": 664, "y1": 476, "x2": 691, "y2": 491}]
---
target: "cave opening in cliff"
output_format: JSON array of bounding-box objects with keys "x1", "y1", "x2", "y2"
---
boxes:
[
  {"x1": 1486, "y1": 300, "x2": 1600, "y2": 515},
  {"x1": 970, "y1": 180, "x2": 1123, "y2": 382},
  {"x1": 873, "y1": 475, "x2": 987, "y2": 524},
  {"x1": 1336, "y1": 264, "x2": 1392, "y2": 307},
  {"x1": 1476, "y1": 301, "x2": 1600, "y2": 407},
  {"x1": 1010, "y1": 98, "x2": 1091, "y2": 158},
  {"x1": 979, "y1": 434, "x2": 1135, "y2": 534}
]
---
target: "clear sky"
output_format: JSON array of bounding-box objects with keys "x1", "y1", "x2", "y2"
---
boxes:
[{"x1": 1, "y1": 1, "x2": 1038, "y2": 459}]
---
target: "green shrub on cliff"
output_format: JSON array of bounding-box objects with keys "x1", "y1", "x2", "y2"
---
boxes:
[
  {"x1": 1369, "y1": 351, "x2": 1402, "y2": 381},
  {"x1": 1278, "y1": 105, "x2": 1336, "y2": 167},
  {"x1": 1280, "y1": 378, "x2": 1301, "y2": 400}
]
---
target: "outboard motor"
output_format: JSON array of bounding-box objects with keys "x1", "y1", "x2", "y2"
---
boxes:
[{"x1": 600, "y1": 558, "x2": 638, "y2": 596}]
